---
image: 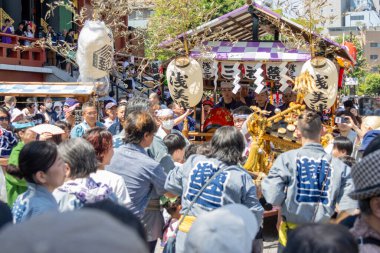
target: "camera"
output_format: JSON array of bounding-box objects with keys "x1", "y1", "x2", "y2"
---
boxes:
[{"x1": 335, "y1": 116, "x2": 348, "y2": 124}]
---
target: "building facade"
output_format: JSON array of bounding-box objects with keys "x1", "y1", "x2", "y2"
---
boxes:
[
  {"x1": 363, "y1": 28, "x2": 380, "y2": 71},
  {"x1": 316, "y1": 0, "x2": 380, "y2": 72},
  {"x1": 345, "y1": 10, "x2": 380, "y2": 27},
  {"x1": 0, "y1": 0, "x2": 74, "y2": 35}
]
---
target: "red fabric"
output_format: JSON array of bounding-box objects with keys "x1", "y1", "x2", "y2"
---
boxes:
[
  {"x1": 240, "y1": 64, "x2": 245, "y2": 76},
  {"x1": 339, "y1": 68, "x2": 344, "y2": 87},
  {"x1": 202, "y1": 100, "x2": 214, "y2": 107},
  {"x1": 204, "y1": 107, "x2": 234, "y2": 129},
  {"x1": 343, "y1": 42, "x2": 357, "y2": 62}
]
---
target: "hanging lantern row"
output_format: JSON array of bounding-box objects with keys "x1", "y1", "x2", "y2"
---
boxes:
[
  {"x1": 162, "y1": 55, "x2": 344, "y2": 110},
  {"x1": 199, "y1": 60, "x2": 345, "y2": 91}
]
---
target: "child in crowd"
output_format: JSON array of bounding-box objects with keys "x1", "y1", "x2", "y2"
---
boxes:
[
  {"x1": 232, "y1": 106, "x2": 253, "y2": 160},
  {"x1": 332, "y1": 136, "x2": 353, "y2": 158},
  {"x1": 232, "y1": 106, "x2": 253, "y2": 131},
  {"x1": 163, "y1": 133, "x2": 187, "y2": 166},
  {"x1": 103, "y1": 102, "x2": 117, "y2": 128},
  {"x1": 160, "y1": 196, "x2": 182, "y2": 247}
]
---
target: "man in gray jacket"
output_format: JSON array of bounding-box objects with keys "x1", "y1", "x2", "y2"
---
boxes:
[{"x1": 262, "y1": 110, "x2": 357, "y2": 252}]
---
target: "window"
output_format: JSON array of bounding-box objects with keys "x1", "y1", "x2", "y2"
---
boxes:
[
  {"x1": 351, "y1": 15, "x2": 364, "y2": 21},
  {"x1": 135, "y1": 10, "x2": 144, "y2": 20},
  {"x1": 370, "y1": 55, "x2": 378, "y2": 60},
  {"x1": 328, "y1": 27, "x2": 359, "y2": 32},
  {"x1": 370, "y1": 43, "x2": 380, "y2": 48},
  {"x1": 129, "y1": 11, "x2": 136, "y2": 19}
]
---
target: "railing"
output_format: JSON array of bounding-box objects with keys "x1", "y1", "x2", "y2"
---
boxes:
[{"x1": 0, "y1": 32, "x2": 46, "y2": 67}]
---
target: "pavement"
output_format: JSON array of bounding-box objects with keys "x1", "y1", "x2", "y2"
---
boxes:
[{"x1": 262, "y1": 215, "x2": 279, "y2": 253}]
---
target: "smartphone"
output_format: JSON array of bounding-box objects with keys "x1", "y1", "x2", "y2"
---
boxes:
[
  {"x1": 335, "y1": 117, "x2": 348, "y2": 124},
  {"x1": 358, "y1": 97, "x2": 380, "y2": 116}
]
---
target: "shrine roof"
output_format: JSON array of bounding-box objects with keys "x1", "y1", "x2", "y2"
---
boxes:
[{"x1": 161, "y1": 3, "x2": 354, "y2": 63}]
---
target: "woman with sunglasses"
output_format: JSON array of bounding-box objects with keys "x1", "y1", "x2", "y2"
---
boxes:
[
  {"x1": 0, "y1": 107, "x2": 17, "y2": 158},
  {"x1": 0, "y1": 107, "x2": 18, "y2": 204}
]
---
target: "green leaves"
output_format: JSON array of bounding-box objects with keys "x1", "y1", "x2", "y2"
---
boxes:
[
  {"x1": 145, "y1": 0, "x2": 246, "y2": 60},
  {"x1": 364, "y1": 73, "x2": 380, "y2": 95},
  {"x1": 334, "y1": 35, "x2": 369, "y2": 95}
]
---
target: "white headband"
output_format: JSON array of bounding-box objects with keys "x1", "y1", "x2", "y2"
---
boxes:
[{"x1": 156, "y1": 109, "x2": 174, "y2": 117}]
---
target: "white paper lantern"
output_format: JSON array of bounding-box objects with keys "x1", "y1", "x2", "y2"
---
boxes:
[
  {"x1": 301, "y1": 57, "x2": 338, "y2": 111},
  {"x1": 166, "y1": 57, "x2": 203, "y2": 108},
  {"x1": 76, "y1": 20, "x2": 114, "y2": 80}
]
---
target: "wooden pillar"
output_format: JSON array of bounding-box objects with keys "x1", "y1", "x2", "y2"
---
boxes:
[{"x1": 182, "y1": 117, "x2": 189, "y2": 139}]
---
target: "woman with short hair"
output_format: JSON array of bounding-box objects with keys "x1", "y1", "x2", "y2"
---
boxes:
[
  {"x1": 165, "y1": 126, "x2": 264, "y2": 253},
  {"x1": 54, "y1": 120, "x2": 71, "y2": 141},
  {"x1": 83, "y1": 127, "x2": 131, "y2": 206},
  {"x1": 12, "y1": 141, "x2": 67, "y2": 223},
  {"x1": 53, "y1": 138, "x2": 116, "y2": 211}
]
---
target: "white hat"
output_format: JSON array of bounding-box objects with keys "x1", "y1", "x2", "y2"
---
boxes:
[
  {"x1": 11, "y1": 108, "x2": 24, "y2": 122},
  {"x1": 155, "y1": 108, "x2": 174, "y2": 117},
  {"x1": 185, "y1": 204, "x2": 260, "y2": 253},
  {"x1": 220, "y1": 82, "x2": 233, "y2": 89},
  {"x1": 53, "y1": 101, "x2": 63, "y2": 108}
]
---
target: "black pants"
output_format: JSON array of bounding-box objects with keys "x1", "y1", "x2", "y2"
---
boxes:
[{"x1": 148, "y1": 240, "x2": 157, "y2": 253}]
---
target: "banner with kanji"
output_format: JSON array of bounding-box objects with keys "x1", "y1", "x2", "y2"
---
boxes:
[{"x1": 220, "y1": 62, "x2": 238, "y2": 80}]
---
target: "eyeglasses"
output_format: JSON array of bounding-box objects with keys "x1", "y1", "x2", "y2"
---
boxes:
[
  {"x1": 0, "y1": 117, "x2": 9, "y2": 121},
  {"x1": 85, "y1": 111, "x2": 97, "y2": 116}
]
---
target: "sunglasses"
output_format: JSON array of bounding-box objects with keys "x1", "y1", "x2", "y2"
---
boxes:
[{"x1": 0, "y1": 116, "x2": 9, "y2": 121}]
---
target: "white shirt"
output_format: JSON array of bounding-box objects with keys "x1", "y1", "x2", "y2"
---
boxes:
[
  {"x1": 156, "y1": 126, "x2": 168, "y2": 140},
  {"x1": 104, "y1": 118, "x2": 115, "y2": 129},
  {"x1": 0, "y1": 167, "x2": 7, "y2": 203},
  {"x1": 90, "y1": 170, "x2": 131, "y2": 206}
]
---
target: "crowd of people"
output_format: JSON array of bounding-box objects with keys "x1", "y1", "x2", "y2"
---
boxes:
[
  {"x1": 0, "y1": 89, "x2": 378, "y2": 253},
  {"x1": 1, "y1": 19, "x2": 76, "y2": 74}
]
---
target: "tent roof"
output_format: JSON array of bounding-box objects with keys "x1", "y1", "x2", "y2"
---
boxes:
[
  {"x1": 0, "y1": 82, "x2": 96, "y2": 97},
  {"x1": 161, "y1": 3, "x2": 354, "y2": 63}
]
